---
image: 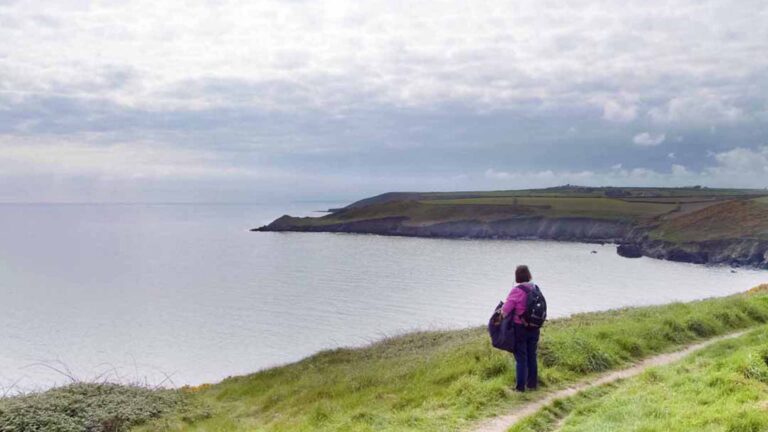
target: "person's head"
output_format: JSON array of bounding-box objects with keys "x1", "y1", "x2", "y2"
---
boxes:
[{"x1": 515, "y1": 265, "x2": 532, "y2": 283}]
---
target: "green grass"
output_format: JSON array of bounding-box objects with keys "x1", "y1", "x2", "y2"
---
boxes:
[
  {"x1": 289, "y1": 195, "x2": 675, "y2": 228},
  {"x1": 422, "y1": 197, "x2": 677, "y2": 221},
  {"x1": 138, "y1": 288, "x2": 768, "y2": 432},
  {"x1": 651, "y1": 198, "x2": 768, "y2": 242},
  {"x1": 510, "y1": 327, "x2": 768, "y2": 432},
  {"x1": 287, "y1": 200, "x2": 533, "y2": 226}
]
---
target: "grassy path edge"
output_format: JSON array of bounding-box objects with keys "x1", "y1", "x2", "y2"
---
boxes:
[{"x1": 470, "y1": 329, "x2": 751, "y2": 432}]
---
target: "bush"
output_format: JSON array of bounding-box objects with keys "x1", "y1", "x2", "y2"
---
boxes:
[{"x1": 0, "y1": 383, "x2": 184, "y2": 432}]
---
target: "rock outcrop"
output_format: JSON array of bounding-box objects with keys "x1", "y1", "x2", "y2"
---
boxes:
[
  {"x1": 255, "y1": 216, "x2": 632, "y2": 242},
  {"x1": 256, "y1": 215, "x2": 768, "y2": 269},
  {"x1": 620, "y1": 235, "x2": 768, "y2": 269}
]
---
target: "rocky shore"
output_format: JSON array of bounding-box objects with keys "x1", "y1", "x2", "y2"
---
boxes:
[
  {"x1": 255, "y1": 216, "x2": 768, "y2": 269},
  {"x1": 618, "y1": 234, "x2": 768, "y2": 269},
  {"x1": 256, "y1": 215, "x2": 631, "y2": 241}
]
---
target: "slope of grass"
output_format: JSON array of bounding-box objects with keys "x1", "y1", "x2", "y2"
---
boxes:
[
  {"x1": 510, "y1": 326, "x2": 768, "y2": 432},
  {"x1": 651, "y1": 198, "x2": 768, "y2": 242},
  {"x1": 279, "y1": 200, "x2": 535, "y2": 227},
  {"x1": 341, "y1": 187, "x2": 768, "y2": 211},
  {"x1": 280, "y1": 195, "x2": 675, "y2": 228},
  {"x1": 139, "y1": 288, "x2": 768, "y2": 432},
  {"x1": 422, "y1": 197, "x2": 676, "y2": 221}
]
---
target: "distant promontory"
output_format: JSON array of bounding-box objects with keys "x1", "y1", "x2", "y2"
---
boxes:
[{"x1": 254, "y1": 186, "x2": 768, "y2": 269}]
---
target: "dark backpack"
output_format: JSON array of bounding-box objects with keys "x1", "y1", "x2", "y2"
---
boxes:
[
  {"x1": 488, "y1": 301, "x2": 516, "y2": 352},
  {"x1": 519, "y1": 285, "x2": 547, "y2": 327}
]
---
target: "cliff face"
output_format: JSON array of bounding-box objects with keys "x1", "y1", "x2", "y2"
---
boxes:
[
  {"x1": 618, "y1": 232, "x2": 768, "y2": 269},
  {"x1": 257, "y1": 215, "x2": 768, "y2": 269},
  {"x1": 256, "y1": 216, "x2": 632, "y2": 242}
]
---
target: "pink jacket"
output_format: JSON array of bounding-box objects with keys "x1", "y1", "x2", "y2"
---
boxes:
[{"x1": 501, "y1": 282, "x2": 534, "y2": 325}]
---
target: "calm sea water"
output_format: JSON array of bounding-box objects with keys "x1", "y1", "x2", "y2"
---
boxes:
[{"x1": 0, "y1": 203, "x2": 765, "y2": 392}]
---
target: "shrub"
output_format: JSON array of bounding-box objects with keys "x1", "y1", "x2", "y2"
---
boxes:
[{"x1": 0, "y1": 383, "x2": 184, "y2": 432}]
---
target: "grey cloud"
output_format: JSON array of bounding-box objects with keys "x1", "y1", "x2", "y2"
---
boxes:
[{"x1": 0, "y1": 0, "x2": 767, "y2": 202}]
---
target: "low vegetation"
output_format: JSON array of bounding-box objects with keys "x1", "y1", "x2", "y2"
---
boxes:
[
  {"x1": 136, "y1": 288, "x2": 768, "y2": 431},
  {"x1": 650, "y1": 197, "x2": 768, "y2": 242},
  {"x1": 423, "y1": 196, "x2": 677, "y2": 221},
  {"x1": 0, "y1": 383, "x2": 188, "y2": 432},
  {"x1": 510, "y1": 327, "x2": 768, "y2": 432}
]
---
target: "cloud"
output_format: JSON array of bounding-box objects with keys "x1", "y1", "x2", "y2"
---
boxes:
[
  {"x1": 0, "y1": 0, "x2": 765, "y2": 117},
  {"x1": 707, "y1": 147, "x2": 768, "y2": 182},
  {"x1": 485, "y1": 168, "x2": 595, "y2": 184},
  {"x1": 484, "y1": 146, "x2": 768, "y2": 189},
  {"x1": 485, "y1": 168, "x2": 514, "y2": 180},
  {"x1": 0, "y1": 1, "x2": 767, "y2": 201},
  {"x1": 647, "y1": 93, "x2": 745, "y2": 125},
  {"x1": 632, "y1": 132, "x2": 666, "y2": 147},
  {"x1": 602, "y1": 100, "x2": 638, "y2": 123},
  {"x1": 671, "y1": 164, "x2": 689, "y2": 176}
]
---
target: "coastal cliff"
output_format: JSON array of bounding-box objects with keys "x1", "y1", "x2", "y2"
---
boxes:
[
  {"x1": 255, "y1": 187, "x2": 768, "y2": 269},
  {"x1": 257, "y1": 215, "x2": 631, "y2": 242},
  {"x1": 618, "y1": 235, "x2": 768, "y2": 268}
]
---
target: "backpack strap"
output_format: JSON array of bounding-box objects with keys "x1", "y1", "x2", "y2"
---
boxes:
[{"x1": 515, "y1": 284, "x2": 531, "y2": 324}]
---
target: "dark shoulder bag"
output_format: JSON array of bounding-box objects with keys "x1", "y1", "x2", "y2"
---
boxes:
[{"x1": 488, "y1": 301, "x2": 516, "y2": 352}]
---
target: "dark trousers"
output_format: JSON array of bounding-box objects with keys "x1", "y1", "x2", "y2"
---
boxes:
[{"x1": 513, "y1": 324, "x2": 540, "y2": 391}]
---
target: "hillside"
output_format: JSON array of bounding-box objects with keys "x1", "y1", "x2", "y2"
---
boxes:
[
  {"x1": 255, "y1": 186, "x2": 768, "y2": 268},
  {"x1": 5, "y1": 288, "x2": 767, "y2": 431},
  {"x1": 128, "y1": 288, "x2": 768, "y2": 431}
]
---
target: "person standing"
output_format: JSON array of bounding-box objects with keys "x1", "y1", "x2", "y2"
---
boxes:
[{"x1": 501, "y1": 265, "x2": 541, "y2": 392}]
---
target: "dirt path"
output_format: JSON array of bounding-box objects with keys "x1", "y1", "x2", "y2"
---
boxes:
[{"x1": 470, "y1": 330, "x2": 749, "y2": 432}]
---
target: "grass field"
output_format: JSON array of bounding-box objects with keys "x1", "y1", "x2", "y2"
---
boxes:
[
  {"x1": 510, "y1": 327, "x2": 768, "y2": 432},
  {"x1": 650, "y1": 198, "x2": 768, "y2": 242},
  {"x1": 422, "y1": 197, "x2": 677, "y2": 221},
  {"x1": 136, "y1": 287, "x2": 768, "y2": 432}
]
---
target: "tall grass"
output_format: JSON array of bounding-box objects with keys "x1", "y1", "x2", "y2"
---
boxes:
[{"x1": 141, "y1": 289, "x2": 768, "y2": 431}]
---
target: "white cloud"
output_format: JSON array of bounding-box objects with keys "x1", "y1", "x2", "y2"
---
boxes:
[
  {"x1": 671, "y1": 164, "x2": 689, "y2": 176},
  {"x1": 0, "y1": 0, "x2": 765, "y2": 116},
  {"x1": 648, "y1": 93, "x2": 745, "y2": 125},
  {"x1": 485, "y1": 168, "x2": 513, "y2": 180},
  {"x1": 0, "y1": 1, "x2": 767, "y2": 201},
  {"x1": 482, "y1": 147, "x2": 768, "y2": 189},
  {"x1": 708, "y1": 147, "x2": 768, "y2": 181},
  {"x1": 602, "y1": 100, "x2": 638, "y2": 123},
  {"x1": 632, "y1": 132, "x2": 666, "y2": 147},
  {"x1": 484, "y1": 168, "x2": 595, "y2": 184}
]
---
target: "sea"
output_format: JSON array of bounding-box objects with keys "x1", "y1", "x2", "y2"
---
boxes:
[{"x1": 0, "y1": 203, "x2": 764, "y2": 392}]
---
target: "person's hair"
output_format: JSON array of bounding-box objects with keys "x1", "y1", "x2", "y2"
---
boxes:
[{"x1": 515, "y1": 265, "x2": 532, "y2": 283}]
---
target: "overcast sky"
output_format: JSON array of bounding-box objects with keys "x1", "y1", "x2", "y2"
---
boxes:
[{"x1": 1, "y1": 0, "x2": 767, "y2": 203}]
